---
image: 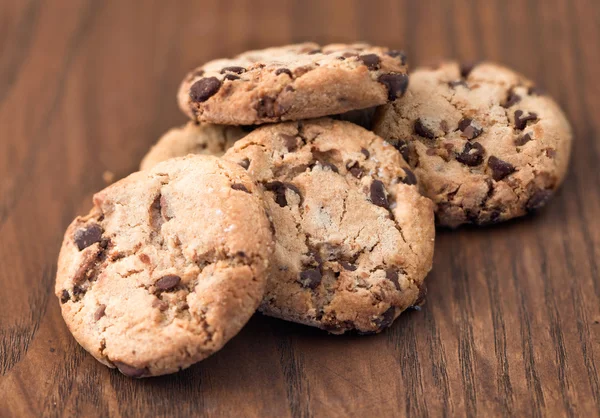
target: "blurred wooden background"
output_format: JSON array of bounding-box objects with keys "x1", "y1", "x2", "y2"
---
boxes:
[{"x1": 1, "y1": 0, "x2": 599, "y2": 416}]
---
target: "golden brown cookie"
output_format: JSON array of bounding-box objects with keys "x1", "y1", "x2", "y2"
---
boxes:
[{"x1": 223, "y1": 118, "x2": 435, "y2": 334}]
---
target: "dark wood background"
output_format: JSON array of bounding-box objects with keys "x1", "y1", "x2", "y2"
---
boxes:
[{"x1": 1, "y1": 0, "x2": 599, "y2": 416}]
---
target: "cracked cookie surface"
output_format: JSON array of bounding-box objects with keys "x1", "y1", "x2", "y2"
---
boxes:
[
  {"x1": 56, "y1": 155, "x2": 273, "y2": 377},
  {"x1": 223, "y1": 118, "x2": 435, "y2": 334},
  {"x1": 178, "y1": 43, "x2": 409, "y2": 125},
  {"x1": 373, "y1": 61, "x2": 572, "y2": 228},
  {"x1": 140, "y1": 122, "x2": 247, "y2": 170}
]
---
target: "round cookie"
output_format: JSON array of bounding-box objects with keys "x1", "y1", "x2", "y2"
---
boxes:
[
  {"x1": 222, "y1": 118, "x2": 435, "y2": 334},
  {"x1": 178, "y1": 43, "x2": 409, "y2": 125},
  {"x1": 373, "y1": 61, "x2": 572, "y2": 228},
  {"x1": 140, "y1": 122, "x2": 247, "y2": 170},
  {"x1": 56, "y1": 155, "x2": 273, "y2": 377}
]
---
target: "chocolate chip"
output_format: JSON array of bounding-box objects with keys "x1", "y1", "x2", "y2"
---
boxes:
[
  {"x1": 299, "y1": 269, "x2": 322, "y2": 289},
  {"x1": 370, "y1": 180, "x2": 389, "y2": 208},
  {"x1": 460, "y1": 62, "x2": 478, "y2": 78},
  {"x1": 515, "y1": 133, "x2": 533, "y2": 146},
  {"x1": 375, "y1": 307, "x2": 396, "y2": 330},
  {"x1": 275, "y1": 68, "x2": 293, "y2": 77},
  {"x1": 60, "y1": 290, "x2": 70, "y2": 304},
  {"x1": 72, "y1": 285, "x2": 86, "y2": 297},
  {"x1": 94, "y1": 304, "x2": 106, "y2": 321},
  {"x1": 223, "y1": 73, "x2": 239, "y2": 81},
  {"x1": 526, "y1": 189, "x2": 553, "y2": 212},
  {"x1": 545, "y1": 148, "x2": 556, "y2": 158},
  {"x1": 386, "y1": 268, "x2": 401, "y2": 290},
  {"x1": 294, "y1": 65, "x2": 312, "y2": 77},
  {"x1": 192, "y1": 69, "x2": 205, "y2": 78},
  {"x1": 359, "y1": 54, "x2": 381, "y2": 70},
  {"x1": 239, "y1": 158, "x2": 250, "y2": 169},
  {"x1": 265, "y1": 181, "x2": 301, "y2": 207},
  {"x1": 503, "y1": 91, "x2": 521, "y2": 108},
  {"x1": 231, "y1": 183, "x2": 250, "y2": 193},
  {"x1": 220, "y1": 66, "x2": 246, "y2": 74},
  {"x1": 414, "y1": 118, "x2": 435, "y2": 139},
  {"x1": 139, "y1": 253, "x2": 151, "y2": 264},
  {"x1": 74, "y1": 223, "x2": 103, "y2": 251},
  {"x1": 279, "y1": 134, "x2": 298, "y2": 152},
  {"x1": 113, "y1": 361, "x2": 148, "y2": 378},
  {"x1": 448, "y1": 80, "x2": 468, "y2": 88},
  {"x1": 190, "y1": 77, "x2": 221, "y2": 102},
  {"x1": 402, "y1": 168, "x2": 417, "y2": 185},
  {"x1": 440, "y1": 120, "x2": 449, "y2": 133},
  {"x1": 514, "y1": 110, "x2": 538, "y2": 130},
  {"x1": 394, "y1": 140, "x2": 410, "y2": 161},
  {"x1": 347, "y1": 162, "x2": 363, "y2": 178},
  {"x1": 458, "y1": 118, "x2": 483, "y2": 140},
  {"x1": 378, "y1": 73, "x2": 409, "y2": 100},
  {"x1": 487, "y1": 156, "x2": 515, "y2": 181},
  {"x1": 307, "y1": 49, "x2": 322, "y2": 55},
  {"x1": 341, "y1": 261, "x2": 357, "y2": 271},
  {"x1": 386, "y1": 50, "x2": 407, "y2": 65},
  {"x1": 155, "y1": 275, "x2": 181, "y2": 291},
  {"x1": 318, "y1": 161, "x2": 339, "y2": 173},
  {"x1": 456, "y1": 142, "x2": 485, "y2": 166}
]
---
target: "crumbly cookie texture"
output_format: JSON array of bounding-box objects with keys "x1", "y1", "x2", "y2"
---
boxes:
[
  {"x1": 178, "y1": 43, "x2": 409, "y2": 125},
  {"x1": 140, "y1": 122, "x2": 248, "y2": 170},
  {"x1": 373, "y1": 61, "x2": 572, "y2": 228},
  {"x1": 223, "y1": 118, "x2": 435, "y2": 334},
  {"x1": 56, "y1": 155, "x2": 273, "y2": 377}
]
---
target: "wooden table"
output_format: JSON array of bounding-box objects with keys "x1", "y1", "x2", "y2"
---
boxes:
[{"x1": 1, "y1": 1, "x2": 599, "y2": 416}]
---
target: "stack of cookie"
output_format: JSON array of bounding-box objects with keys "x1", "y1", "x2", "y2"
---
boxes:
[{"x1": 55, "y1": 43, "x2": 572, "y2": 378}]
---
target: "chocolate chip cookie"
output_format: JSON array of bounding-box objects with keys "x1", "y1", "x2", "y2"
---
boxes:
[
  {"x1": 140, "y1": 122, "x2": 247, "y2": 170},
  {"x1": 178, "y1": 43, "x2": 409, "y2": 125},
  {"x1": 56, "y1": 155, "x2": 273, "y2": 377},
  {"x1": 222, "y1": 118, "x2": 435, "y2": 334},
  {"x1": 373, "y1": 62, "x2": 572, "y2": 227}
]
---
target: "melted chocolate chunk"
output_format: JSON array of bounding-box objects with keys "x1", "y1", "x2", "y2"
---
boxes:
[
  {"x1": 378, "y1": 73, "x2": 409, "y2": 100},
  {"x1": 360, "y1": 148, "x2": 370, "y2": 158},
  {"x1": 265, "y1": 181, "x2": 301, "y2": 207},
  {"x1": 402, "y1": 168, "x2": 417, "y2": 185},
  {"x1": 223, "y1": 73, "x2": 240, "y2": 81},
  {"x1": 94, "y1": 304, "x2": 106, "y2": 321},
  {"x1": 155, "y1": 275, "x2": 181, "y2": 291},
  {"x1": 275, "y1": 68, "x2": 293, "y2": 77},
  {"x1": 375, "y1": 307, "x2": 396, "y2": 330},
  {"x1": 514, "y1": 110, "x2": 538, "y2": 130},
  {"x1": 220, "y1": 66, "x2": 246, "y2": 74},
  {"x1": 526, "y1": 189, "x2": 553, "y2": 212},
  {"x1": 359, "y1": 53, "x2": 381, "y2": 70},
  {"x1": 231, "y1": 183, "x2": 250, "y2": 193},
  {"x1": 347, "y1": 161, "x2": 363, "y2": 178},
  {"x1": 340, "y1": 261, "x2": 357, "y2": 271},
  {"x1": 239, "y1": 158, "x2": 250, "y2": 170},
  {"x1": 448, "y1": 80, "x2": 468, "y2": 88},
  {"x1": 394, "y1": 140, "x2": 410, "y2": 161},
  {"x1": 456, "y1": 142, "x2": 485, "y2": 166},
  {"x1": 515, "y1": 133, "x2": 533, "y2": 146},
  {"x1": 458, "y1": 118, "x2": 483, "y2": 140},
  {"x1": 190, "y1": 77, "x2": 221, "y2": 102},
  {"x1": 385, "y1": 268, "x2": 401, "y2": 290},
  {"x1": 299, "y1": 269, "x2": 322, "y2": 289},
  {"x1": 503, "y1": 91, "x2": 521, "y2": 108},
  {"x1": 487, "y1": 156, "x2": 516, "y2": 181},
  {"x1": 60, "y1": 289, "x2": 70, "y2": 304},
  {"x1": 414, "y1": 118, "x2": 435, "y2": 139},
  {"x1": 370, "y1": 180, "x2": 389, "y2": 208},
  {"x1": 74, "y1": 223, "x2": 103, "y2": 251},
  {"x1": 386, "y1": 50, "x2": 407, "y2": 65},
  {"x1": 460, "y1": 62, "x2": 478, "y2": 78},
  {"x1": 113, "y1": 361, "x2": 148, "y2": 378}
]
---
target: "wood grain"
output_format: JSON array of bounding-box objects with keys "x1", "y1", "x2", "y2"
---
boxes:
[{"x1": 1, "y1": 0, "x2": 599, "y2": 416}]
